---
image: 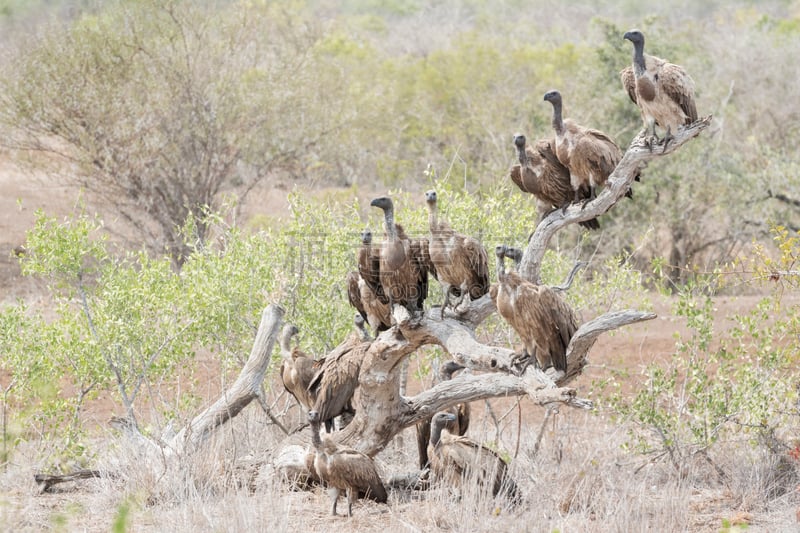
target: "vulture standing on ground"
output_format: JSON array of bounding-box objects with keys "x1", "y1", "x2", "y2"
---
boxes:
[
  {"x1": 425, "y1": 190, "x2": 490, "y2": 318},
  {"x1": 494, "y1": 244, "x2": 578, "y2": 373},
  {"x1": 415, "y1": 361, "x2": 471, "y2": 470},
  {"x1": 621, "y1": 29, "x2": 697, "y2": 151},
  {"x1": 428, "y1": 412, "x2": 522, "y2": 505},
  {"x1": 307, "y1": 324, "x2": 371, "y2": 432},
  {"x1": 543, "y1": 90, "x2": 633, "y2": 206},
  {"x1": 370, "y1": 196, "x2": 433, "y2": 320},
  {"x1": 279, "y1": 324, "x2": 320, "y2": 411},
  {"x1": 349, "y1": 229, "x2": 392, "y2": 333},
  {"x1": 308, "y1": 410, "x2": 388, "y2": 516},
  {"x1": 510, "y1": 134, "x2": 600, "y2": 230}
]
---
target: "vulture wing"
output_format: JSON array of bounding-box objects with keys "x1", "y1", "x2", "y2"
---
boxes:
[
  {"x1": 660, "y1": 63, "x2": 698, "y2": 124},
  {"x1": 346, "y1": 271, "x2": 368, "y2": 324},
  {"x1": 620, "y1": 66, "x2": 637, "y2": 104}
]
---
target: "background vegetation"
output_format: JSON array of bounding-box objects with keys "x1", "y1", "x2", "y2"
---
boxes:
[{"x1": 1, "y1": 0, "x2": 800, "y2": 530}]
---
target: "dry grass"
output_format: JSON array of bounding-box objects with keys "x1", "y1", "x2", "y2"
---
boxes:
[{"x1": 2, "y1": 402, "x2": 799, "y2": 532}]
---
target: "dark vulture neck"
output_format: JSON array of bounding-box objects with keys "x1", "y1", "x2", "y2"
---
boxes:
[
  {"x1": 516, "y1": 142, "x2": 528, "y2": 166},
  {"x1": 429, "y1": 419, "x2": 446, "y2": 448},
  {"x1": 632, "y1": 40, "x2": 646, "y2": 76},
  {"x1": 496, "y1": 254, "x2": 507, "y2": 282},
  {"x1": 427, "y1": 202, "x2": 439, "y2": 232},
  {"x1": 310, "y1": 419, "x2": 323, "y2": 452},
  {"x1": 550, "y1": 100, "x2": 565, "y2": 135},
  {"x1": 382, "y1": 206, "x2": 397, "y2": 240}
]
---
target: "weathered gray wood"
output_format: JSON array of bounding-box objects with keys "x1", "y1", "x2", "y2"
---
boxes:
[{"x1": 168, "y1": 304, "x2": 285, "y2": 454}]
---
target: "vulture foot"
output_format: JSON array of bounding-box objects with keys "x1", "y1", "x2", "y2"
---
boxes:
[
  {"x1": 661, "y1": 128, "x2": 675, "y2": 153},
  {"x1": 510, "y1": 351, "x2": 534, "y2": 376}
]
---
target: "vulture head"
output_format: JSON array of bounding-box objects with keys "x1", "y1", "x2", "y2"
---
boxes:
[
  {"x1": 424, "y1": 189, "x2": 438, "y2": 205},
  {"x1": 494, "y1": 244, "x2": 508, "y2": 260},
  {"x1": 370, "y1": 196, "x2": 393, "y2": 212},
  {"x1": 513, "y1": 133, "x2": 526, "y2": 151},
  {"x1": 279, "y1": 324, "x2": 300, "y2": 355},
  {"x1": 308, "y1": 409, "x2": 321, "y2": 425},
  {"x1": 440, "y1": 360, "x2": 466, "y2": 381},
  {"x1": 361, "y1": 229, "x2": 372, "y2": 245},
  {"x1": 430, "y1": 411, "x2": 458, "y2": 444},
  {"x1": 543, "y1": 89, "x2": 562, "y2": 106},
  {"x1": 504, "y1": 246, "x2": 524, "y2": 267},
  {"x1": 623, "y1": 29, "x2": 645, "y2": 47}
]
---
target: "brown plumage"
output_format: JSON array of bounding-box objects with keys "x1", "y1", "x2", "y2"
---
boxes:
[
  {"x1": 494, "y1": 245, "x2": 578, "y2": 373},
  {"x1": 279, "y1": 324, "x2": 321, "y2": 411},
  {"x1": 415, "y1": 361, "x2": 471, "y2": 470},
  {"x1": 370, "y1": 196, "x2": 432, "y2": 317},
  {"x1": 308, "y1": 329, "x2": 371, "y2": 432},
  {"x1": 425, "y1": 190, "x2": 490, "y2": 318},
  {"x1": 510, "y1": 134, "x2": 600, "y2": 230},
  {"x1": 347, "y1": 263, "x2": 391, "y2": 335},
  {"x1": 428, "y1": 412, "x2": 521, "y2": 505},
  {"x1": 543, "y1": 90, "x2": 633, "y2": 205},
  {"x1": 621, "y1": 29, "x2": 697, "y2": 150},
  {"x1": 308, "y1": 410, "x2": 388, "y2": 516}
]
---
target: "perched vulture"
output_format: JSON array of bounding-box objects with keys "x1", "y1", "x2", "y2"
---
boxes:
[
  {"x1": 279, "y1": 324, "x2": 321, "y2": 411},
  {"x1": 510, "y1": 134, "x2": 599, "y2": 231},
  {"x1": 425, "y1": 190, "x2": 490, "y2": 318},
  {"x1": 308, "y1": 410, "x2": 388, "y2": 516},
  {"x1": 370, "y1": 196, "x2": 432, "y2": 318},
  {"x1": 494, "y1": 244, "x2": 578, "y2": 373},
  {"x1": 415, "y1": 361, "x2": 471, "y2": 470},
  {"x1": 346, "y1": 268, "x2": 391, "y2": 335},
  {"x1": 543, "y1": 90, "x2": 633, "y2": 205},
  {"x1": 308, "y1": 326, "x2": 371, "y2": 432},
  {"x1": 428, "y1": 412, "x2": 522, "y2": 505},
  {"x1": 621, "y1": 29, "x2": 697, "y2": 150},
  {"x1": 489, "y1": 246, "x2": 523, "y2": 306}
]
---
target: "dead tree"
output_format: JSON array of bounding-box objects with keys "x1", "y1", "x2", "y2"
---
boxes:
[{"x1": 276, "y1": 117, "x2": 713, "y2": 465}]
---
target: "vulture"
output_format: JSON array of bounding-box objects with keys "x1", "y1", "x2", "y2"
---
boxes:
[
  {"x1": 494, "y1": 244, "x2": 578, "y2": 373},
  {"x1": 370, "y1": 196, "x2": 433, "y2": 319},
  {"x1": 346, "y1": 269, "x2": 391, "y2": 335},
  {"x1": 428, "y1": 412, "x2": 522, "y2": 505},
  {"x1": 621, "y1": 29, "x2": 697, "y2": 150},
  {"x1": 308, "y1": 326, "x2": 371, "y2": 432},
  {"x1": 279, "y1": 324, "x2": 321, "y2": 411},
  {"x1": 415, "y1": 361, "x2": 471, "y2": 470},
  {"x1": 308, "y1": 410, "x2": 387, "y2": 516},
  {"x1": 425, "y1": 190, "x2": 490, "y2": 318},
  {"x1": 543, "y1": 89, "x2": 633, "y2": 206},
  {"x1": 510, "y1": 134, "x2": 600, "y2": 231}
]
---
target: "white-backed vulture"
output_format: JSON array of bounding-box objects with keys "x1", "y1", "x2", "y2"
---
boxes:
[
  {"x1": 279, "y1": 324, "x2": 321, "y2": 411},
  {"x1": 349, "y1": 229, "x2": 392, "y2": 333},
  {"x1": 307, "y1": 328, "x2": 371, "y2": 432},
  {"x1": 370, "y1": 196, "x2": 432, "y2": 318},
  {"x1": 494, "y1": 244, "x2": 578, "y2": 373},
  {"x1": 510, "y1": 134, "x2": 600, "y2": 231},
  {"x1": 543, "y1": 90, "x2": 634, "y2": 205},
  {"x1": 347, "y1": 270, "x2": 391, "y2": 335},
  {"x1": 621, "y1": 29, "x2": 697, "y2": 151},
  {"x1": 415, "y1": 361, "x2": 471, "y2": 470},
  {"x1": 425, "y1": 190, "x2": 490, "y2": 318},
  {"x1": 428, "y1": 412, "x2": 521, "y2": 505},
  {"x1": 308, "y1": 410, "x2": 388, "y2": 516}
]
